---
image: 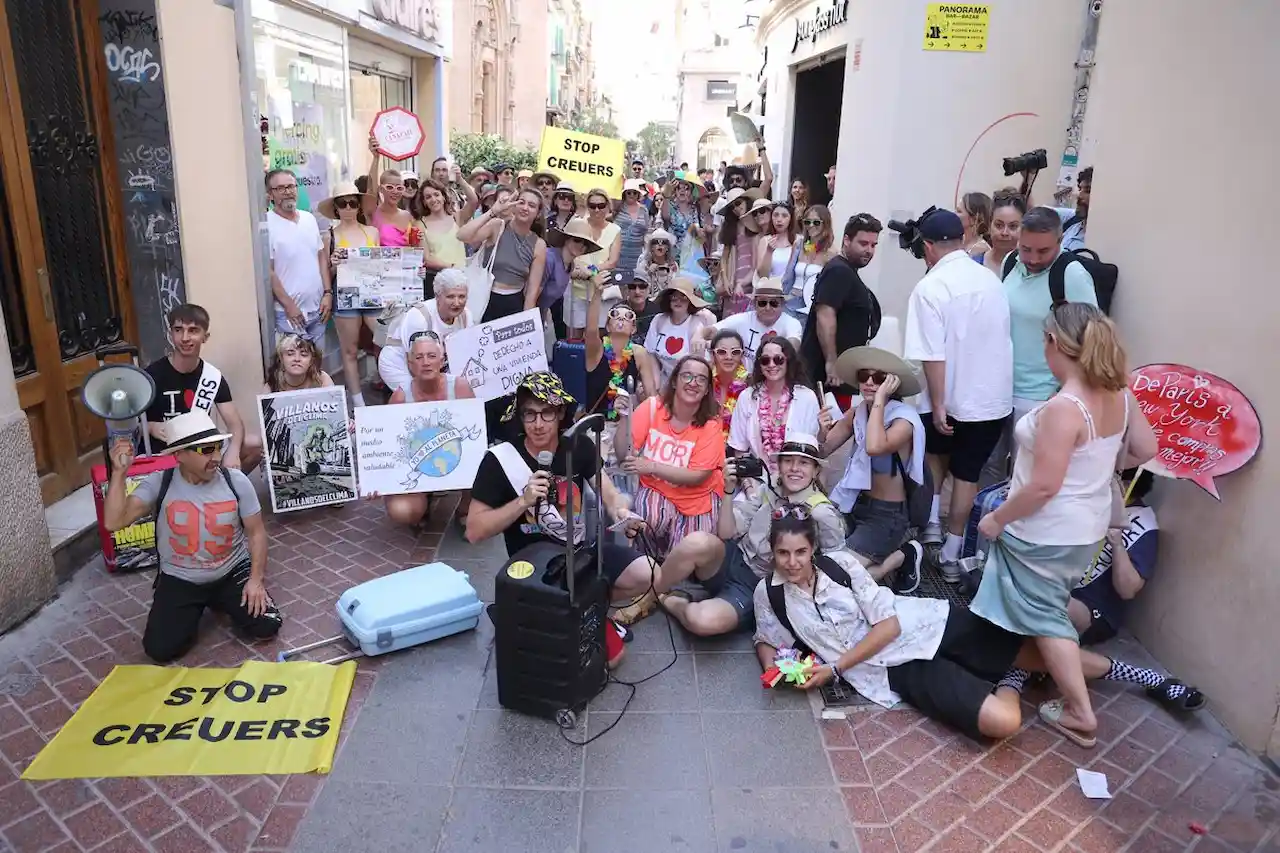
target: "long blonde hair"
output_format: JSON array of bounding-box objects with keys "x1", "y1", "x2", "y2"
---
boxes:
[
  {"x1": 267, "y1": 334, "x2": 325, "y2": 392},
  {"x1": 1045, "y1": 303, "x2": 1127, "y2": 391}
]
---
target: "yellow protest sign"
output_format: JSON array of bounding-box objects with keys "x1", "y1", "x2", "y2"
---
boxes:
[
  {"x1": 923, "y1": 3, "x2": 990, "y2": 52},
  {"x1": 23, "y1": 660, "x2": 355, "y2": 779},
  {"x1": 537, "y1": 127, "x2": 625, "y2": 198}
]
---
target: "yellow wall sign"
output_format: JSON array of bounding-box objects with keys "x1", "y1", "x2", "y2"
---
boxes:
[
  {"x1": 923, "y1": 3, "x2": 990, "y2": 52},
  {"x1": 22, "y1": 660, "x2": 356, "y2": 780},
  {"x1": 537, "y1": 127, "x2": 625, "y2": 198}
]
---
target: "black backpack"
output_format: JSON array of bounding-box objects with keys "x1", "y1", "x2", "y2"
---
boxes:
[
  {"x1": 765, "y1": 554, "x2": 853, "y2": 658},
  {"x1": 894, "y1": 452, "x2": 933, "y2": 532},
  {"x1": 1001, "y1": 247, "x2": 1117, "y2": 314},
  {"x1": 866, "y1": 286, "x2": 883, "y2": 342}
]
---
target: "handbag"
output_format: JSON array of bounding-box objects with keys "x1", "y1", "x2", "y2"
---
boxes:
[
  {"x1": 463, "y1": 221, "x2": 502, "y2": 321},
  {"x1": 1107, "y1": 393, "x2": 1133, "y2": 529}
]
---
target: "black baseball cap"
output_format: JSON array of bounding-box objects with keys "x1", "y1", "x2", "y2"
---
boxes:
[{"x1": 919, "y1": 209, "x2": 965, "y2": 242}]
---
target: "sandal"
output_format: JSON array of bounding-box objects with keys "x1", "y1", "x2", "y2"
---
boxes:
[
  {"x1": 1038, "y1": 699, "x2": 1098, "y2": 748},
  {"x1": 1147, "y1": 678, "x2": 1206, "y2": 712},
  {"x1": 612, "y1": 589, "x2": 658, "y2": 626}
]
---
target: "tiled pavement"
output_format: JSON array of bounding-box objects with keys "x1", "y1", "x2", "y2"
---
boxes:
[{"x1": 1, "y1": 491, "x2": 1277, "y2": 853}]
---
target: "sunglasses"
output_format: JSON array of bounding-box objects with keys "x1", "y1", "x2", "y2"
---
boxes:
[
  {"x1": 335, "y1": 197, "x2": 360, "y2": 210},
  {"x1": 588, "y1": 202, "x2": 609, "y2": 210},
  {"x1": 409, "y1": 330, "x2": 442, "y2": 343},
  {"x1": 679, "y1": 372, "x2": 710, "y2": 387},
  {"x1": 626, "y1": 282, "x2": 648, "y2": 290},
  {"x1": 537, "y1": 180, "x2": 555, "y2": 187},
  {"x1": 771, "y1": 504, "x2": 812, "y2": 521},
  {"x1": 382, "y1": 183, "x2": 404, "y2": 192},
  {"x1": 755, "y1": 298, "x2": 782, "y2": 308},
  {"x1": 187, "y1": 443, "x2": 222, "y2": 456},
  {"x1": 713, "y1": 348, "x2": 743, "y2": 358},
  {"x1": 856, "y1": 369, "x2": 889, "y2": 384},
  {"x1": 802, "y1": 219, "x2": 823, "y2": 226},
  {"x1": 754, "y1": 209, "x2": 772, "y2": 216},
  {"x1": 758, "y1": 354, "x2": 787, "y2": 367}
]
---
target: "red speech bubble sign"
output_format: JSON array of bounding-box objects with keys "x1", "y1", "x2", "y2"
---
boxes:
[
  {"x1": 371, "y1": 107, "x2": 424, "y2": 162},
  {"x1": 1129, "y1": 363, "x2": 1262, "y2": 499}
]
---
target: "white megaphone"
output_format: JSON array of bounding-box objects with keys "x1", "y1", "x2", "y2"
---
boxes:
[{"x1": 82, "y1": 362, "x2": 156, "y2": 456}]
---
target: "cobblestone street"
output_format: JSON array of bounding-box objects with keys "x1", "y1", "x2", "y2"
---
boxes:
[{"x1": 0, "y1": 495, "x2": 1276, "y2": 852}]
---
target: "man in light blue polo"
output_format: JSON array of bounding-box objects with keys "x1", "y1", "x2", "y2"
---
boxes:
[{"x1": 1003, "y1": 206, "x2": 1097, "y2": 422}]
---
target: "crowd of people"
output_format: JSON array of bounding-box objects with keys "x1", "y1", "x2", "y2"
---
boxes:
[{"x1": 103, "y1": 141, "x2": 1207, "y2": 748}]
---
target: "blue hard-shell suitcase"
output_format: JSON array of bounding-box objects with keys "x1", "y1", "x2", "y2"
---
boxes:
[
  {"x1": 962, "y1": 480, "x2": 1009, "y2": 559},
  {"x1": 278, "y1": 562, "x2": 483, "y2": 663},
  {"x1": 551, "y1": 339, "x2": 587, "y2": 407}
]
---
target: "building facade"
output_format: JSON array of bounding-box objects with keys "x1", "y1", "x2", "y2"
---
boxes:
[
  {"x1": 547, "y1": 0, "x2": 597, "y2": 128},
  {"x1": 674, "y1": 0, "x2": 756, "y2": 171},
  {"x1": 447, "y1": 0, "x2": 549, "y2": 149}
]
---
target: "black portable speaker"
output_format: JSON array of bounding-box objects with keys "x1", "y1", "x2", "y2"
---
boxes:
[{"x1": 493, "y1": 414, "x2": 609, "y2": 725}]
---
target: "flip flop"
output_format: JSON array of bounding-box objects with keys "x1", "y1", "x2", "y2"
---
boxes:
[{"x1": 1039, "y1": 699, "x2": 1097, "y2": 749}]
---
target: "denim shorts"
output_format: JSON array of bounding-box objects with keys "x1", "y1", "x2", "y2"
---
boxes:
[
  {"x1": 701, "y1": 545, "x2": 760, "y2": 631},
  {"x1": 845, "y1": 495, "x2": 909, "y2": 563}
]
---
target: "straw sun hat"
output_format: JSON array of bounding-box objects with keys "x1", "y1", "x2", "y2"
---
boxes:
[{"x1": 835, "y1": 346, "x2": 922, "y2": 398}]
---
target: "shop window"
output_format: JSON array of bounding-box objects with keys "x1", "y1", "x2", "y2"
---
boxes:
[{"x1": 253, "y1": 20, "x2": 348, "y2": 214}]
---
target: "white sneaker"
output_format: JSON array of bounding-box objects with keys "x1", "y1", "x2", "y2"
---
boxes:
[
  {"x1": 939, "y1": 558, "x2": 962, "y2": 584},
  {"x1": 921, "y1": 521, "x2": 943, "y2": 547}
]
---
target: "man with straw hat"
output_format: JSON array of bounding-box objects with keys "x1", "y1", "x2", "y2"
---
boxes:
[
  {"x1": 529, "y1": 169, "x2": 561, "y2": 210},
  {"x1": 102, "y1": 411, "x2": 282, "y2": 663},
  {"x1": 694, "y1": 277, "x2": 803, "y2": 372}
]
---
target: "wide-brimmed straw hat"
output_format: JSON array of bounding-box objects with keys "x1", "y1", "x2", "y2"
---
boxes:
[
  {"x1": 516, "y1": 168, "x2": 533, "y2": 180},
  {"x1": 712, "y1": 186, "x2": 764, "y2": 215},
  {"x1": 162, "y1": 411, "x2": 231, "y2": 454},
  {"x1": 747, "y1": 197, "x2": 776, "y2": 215},
  {"x1": 660, "y1": 275, "x2": 710, "y2": 310},
  {"x1": 470, "y1": 166, "x2": 493, "y2": 180},
  {"x1": 316, "y1": 180, "x2": 372, "y2": 219},
  {"x1": 530, "y1": 170, "x2": 560, "y2": 186},
  {"x1": 545, "y1": 217, "x2": 603, "y2": 254},
  {"x1": 773, "y1": 430, "x2": 826, "y2": 466},
  {"x1": 836, "y1": 346, "x2": 922, "y2": 398},
  {"x1": 500, "y1": 372, "x2": 577, "y2": 422},
  {"x1": 552, "y1": 180, "x2": 577, "y2": 198}
]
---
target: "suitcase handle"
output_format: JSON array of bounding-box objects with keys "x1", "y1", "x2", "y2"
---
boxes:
[
  {"x1": 277, "y1": 634, "x2": 363, "y2": 665},
  {"x1": 560, "y1": 413, "x2": 607, "y2": 605}
]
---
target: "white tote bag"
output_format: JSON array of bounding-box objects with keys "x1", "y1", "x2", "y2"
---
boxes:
[{"x1": 464, "y1": 222, "x2": 503, "y2": 321}]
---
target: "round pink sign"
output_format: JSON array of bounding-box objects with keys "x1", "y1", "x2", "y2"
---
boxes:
[{"x1": 371, "y1": 107, "x2": 425, "y2": 162}]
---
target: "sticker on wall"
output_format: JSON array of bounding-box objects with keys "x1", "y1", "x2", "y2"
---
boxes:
[{"x1": 923, "y1": 3, "x2": 990, "y2": 52}]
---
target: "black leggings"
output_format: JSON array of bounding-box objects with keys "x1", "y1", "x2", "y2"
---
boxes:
[
  {"x1": 142, "y1": 561, "x2": 282, "y2": 663},
  {"x1": 482, "y1": 289, "x2": 526, "y2": 323}
]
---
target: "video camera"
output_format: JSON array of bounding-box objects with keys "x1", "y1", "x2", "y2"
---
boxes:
[
  {"x1": 886, "y1": 206, "x2": 939, "y2": 260},
  {"x1": 1002, "y1": 148, "x2": 1048, "y2": 177}
]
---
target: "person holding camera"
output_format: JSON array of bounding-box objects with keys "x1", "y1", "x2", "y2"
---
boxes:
[
  {"x1": 659, "y1": 432, "x2": 847, "y2": 638},
  {"x1": 901, "y1": 209, "x2": 1013, "y2": 578}
]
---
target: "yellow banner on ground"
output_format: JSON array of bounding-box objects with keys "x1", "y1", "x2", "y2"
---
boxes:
[
  {"x1": 537, "y1": 127, "x2": 625, "y2": 198},
  {"x1": 22, "y1": 660, "x2": 356, "y2": 780}
]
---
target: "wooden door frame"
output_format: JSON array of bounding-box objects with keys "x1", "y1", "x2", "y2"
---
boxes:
[{"x1": 0, "y1": 0, "x2": 139, "y2": 503}]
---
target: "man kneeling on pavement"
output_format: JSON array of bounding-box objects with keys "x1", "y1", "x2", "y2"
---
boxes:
[{"x1": 104, "y1": 411, "x2": 282, "y2": 663}]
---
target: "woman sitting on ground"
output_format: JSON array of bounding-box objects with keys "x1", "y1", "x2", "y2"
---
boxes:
[
  {"x1": 753, "y1": 511, "x2": 1204, "y2": 741},
  {"x1": 383, "y1": 332, "x2": 475, "y2": 528},
  {"x1": 262, "y1": 333, "x2": 334, "y2": 394},
  {"x1": 710, "y1": 330, "x2": 749, "y2": 441},
  {"x1": 585, "y1": 272, "x2": 659, "y2": 421},
  {"x1": 728, "y1": 338, "x2": 830, "y2": 475},
  {"x1": 825, "y1": 347, "x2": 927, "y2": 592},
  {"x1": 378, "y1": 268, "x2": 474, "y2": 394},
  {"x1": 661, "y1": 432, "x2": 846, "y2": 638}
]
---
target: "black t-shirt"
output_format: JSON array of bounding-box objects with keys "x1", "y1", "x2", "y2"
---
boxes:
[
  {"x1": 800, "y1": 255, "x2": 874, "y2": 387},
  {"x1": 470, "y1": 434, "x2": 600, "y2": 557},
  {"x1": 144, "y1": 357, "x2": 233, "y2": 450}
]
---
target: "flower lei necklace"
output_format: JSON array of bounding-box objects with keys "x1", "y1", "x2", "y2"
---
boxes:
[
  {"x1": 715, "y1": 365, "x2": 749, "y2": 439},
  {"x1": 757, "y1": 385, "x2": 792, "y2": 466},
  {"x1": 602, "y1": 337, "x2": 633, "y2": 420}
]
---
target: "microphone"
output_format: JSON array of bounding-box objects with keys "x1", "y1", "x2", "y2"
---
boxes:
[{"x1": 535, "y1": 450, "x2": 554, "y2": 523}]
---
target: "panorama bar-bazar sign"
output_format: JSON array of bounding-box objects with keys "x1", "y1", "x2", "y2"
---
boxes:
[
  {"x1": 537, "y1": 127, "x2": 625, "y2": 198},
  {"x1": 22, "y1": 661, "x2": 355, "y2": 779},
  {"x1": 793, "y1": 0, "x2": 849, "y2": 53}
]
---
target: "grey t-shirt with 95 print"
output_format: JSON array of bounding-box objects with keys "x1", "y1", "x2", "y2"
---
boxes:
[{"x1": 131, "y1": 468, "x2": 261, "y2": 584}]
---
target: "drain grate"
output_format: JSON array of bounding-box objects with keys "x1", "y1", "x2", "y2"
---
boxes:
[
  {"x1": 820, "y1": 677, "x2": 874, "y2": 709},
  {"x1": 906, "y1": 564, "x2": 973, "y2": 606},
  {"x1": 0, "y1": 672, "x2": 44, "y2": 697}
]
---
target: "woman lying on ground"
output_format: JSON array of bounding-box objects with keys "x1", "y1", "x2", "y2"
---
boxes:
[{"x1": 753, "y1": 512, "x2": 1205, "y2": 742}]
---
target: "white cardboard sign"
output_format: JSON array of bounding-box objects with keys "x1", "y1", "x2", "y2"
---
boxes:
[
  {"x1": 444, "y1": 308, "x2": 549, "y2": 402},
  {"x1": 354, "y1": 399, "x2": 488, "y2": 497}
]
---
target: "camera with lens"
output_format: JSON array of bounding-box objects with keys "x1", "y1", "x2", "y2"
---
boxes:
[
  {"x1": 886, "y1": 205, "x2": 939, "y2": 260},
  {"x1": 1002, "y1": 148, "x2": 1048, "y2": 177},
  {"x1": 731, "y1": 455, "x2": 765, "y2": 481}
]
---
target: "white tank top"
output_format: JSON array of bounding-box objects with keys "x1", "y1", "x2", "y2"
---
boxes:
[
  {"x1": 794, "y1": 261, "x2": 823, "y2": 308},
  {"x1": 768, "y1": 244, "x2": 793, "y2": 279},
  {"x1": 401, "y1": 378, "x2": 457, "y2": 403},
  {"x1": 1006, "y1": 392, "x2": 1128, "y2": 546}
]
